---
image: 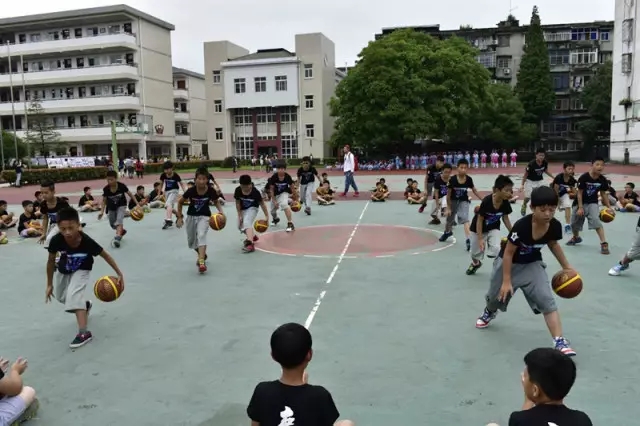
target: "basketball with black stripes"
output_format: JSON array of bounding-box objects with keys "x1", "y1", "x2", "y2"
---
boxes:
[
  {"x1": 94, "y1": 276, "x2": 124, "y2": 302},
  {"x1": 551, "y1": 269, "x2": 582, "y2": 299}
]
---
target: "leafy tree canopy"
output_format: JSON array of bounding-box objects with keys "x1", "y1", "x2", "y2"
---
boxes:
[
  {"x1": 330, "y1": 29, "x2": 495, "y2": 153},
  {"x1": 515, "y1": 6, "x2": 555, "y2": 124},
  {"x1": 1, "y1": 130, "x2": 29, "y2": 161},
  {"x1": 578, "y1": 60, "x2": 612, "y2": 144},
  {"x1": 24, "y1": 97, "x2": 62, "y2": 156}
]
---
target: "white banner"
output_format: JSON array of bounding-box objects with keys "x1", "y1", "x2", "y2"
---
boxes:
[{"x1": 46, "y1": 157, "x2": 96, "y2": 168}]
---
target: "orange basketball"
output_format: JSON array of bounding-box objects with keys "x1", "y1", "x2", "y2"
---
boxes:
[
  {"x1": 290, "y1": 201, "x2": 302, "y2": 212},
  {"x1": 209, "y1": 213, "x2": 226, "y2": 230},
  {"x1": 254, "y1": 219, "x2": 269, "y2": 233},
  {"x1": 551, "y1": 269, "x2": 583, "y2": 299},
  {"x1": 599, "y1": 207, "x2": 615, "y2": 223},
  {"x1": 474, "y1": 205, "x2": 480, "y2": 214},
  {"x1": 130, "y1": 208, "x2": 144, "y2": 221},
  {"x1": 94, "y1": 276, "x2": 124, "y2": 302}
]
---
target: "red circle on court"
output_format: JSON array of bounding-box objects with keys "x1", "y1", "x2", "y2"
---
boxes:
[{"x1": 257, "y1": 225, "x2": 441, "y2": 257}]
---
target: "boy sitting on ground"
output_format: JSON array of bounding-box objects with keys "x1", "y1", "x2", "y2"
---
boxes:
[
  {"x1": 618, "y1": 182, "x2": 640, "y2": 212},
  {"x1": 371, "y1": 182, "x2": 387, "y2": 202},
  {"x1": 404, "y1": 178, "x2": 414, "y2": 199},
  {"x1": 0, "y1": 200, "x2": 18, "y2": 229},
  {"x1": 129, "y1": 185, "x2": 150, "y2": 212},
  {"x1": 247, "y1": 323, "x2": 354, "y2": 426},
  {"x1": 0, "y1": 356, "x2": 39, "y2": 425},
  {"x1": 146, "y1": 182, "x2": 165, "y2": 209},
  {"x1": 78, "y1": 187, "x2": 101, "y2": 212},
  {"x1": 407, "y1": 180, "x2": 423, "y2": 204},
  {"x1": 18, "y1": 200, "x2": 43, "y2": 238},
  {"x1": 316, "y1": 181, "x2": 336, "y2": 205}
]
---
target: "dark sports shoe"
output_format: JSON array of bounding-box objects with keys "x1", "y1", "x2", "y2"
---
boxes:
[
  {"x1": 286, "y1": 222, "x2": 295, "y2": 232},
  {"x1": 243, "y1": 242, "x2": 255, "y2": 253},
  {"x1": 475, "y1": 308, "x2": 497, "y2": 329},
  {"x1": 162, "y1": 220, "x2": 172, "y2": 230},
  {"x1": 466, "y1": 261, "x2": 482, "y2": 275},
  {"x1": 439, "y1": 231, "x2": 453, "y2": 242},
  {"x1": 272, "y1": 217, "x2": 280, "y2": 226},
  {"x1": 70, "y1": 331, "x2": 93, "y2": 349},
  {"x1": 554, "y1": 337, "x2": 576, "y2": 356},
  {"x1": 304, "y1": 208, "x2": 311, "y2": 216}
]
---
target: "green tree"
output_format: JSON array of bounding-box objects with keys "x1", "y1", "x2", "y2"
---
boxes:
[
  {"x1": 330, "y1": 29, "x2": 491, "y2": 154},
  {"x1": 1, "y1": 130, "x2": 29, "y2": 161},
  {"x1": 24, "y1": 97, "x2": 63, "y2": 156},
  {"x1": 515, "y1": 6, "x2": 555, "y2": 126},
  {"x1": 578, "y1": 60, "x2": 612, "y2": 150}
]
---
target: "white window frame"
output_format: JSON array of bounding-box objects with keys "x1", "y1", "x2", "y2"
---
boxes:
[
  {"x1": 305, "y1": 124, "x2": 315, "y2": 138},
  {"x1": 214, "y1": 100, "x2": 222, "y2": 113},
  {"x1": 275, "y1": 75, "x2": 287, "y2": 91},
  {"x1": 234, "y1": 78, "x2": 246, "y2": 94},
  {"x1": 254, "y1": 77, "x2": 266, "y2": 92},
  {"x1": 215, "y1": 128, "x2": 223, "y2": 141},
  {"x1": 622, "y1": 53, "x2": 633, "y2": 74},
  {"x1": 304, "y1": 95, "x2": 314, "y2": 109},
  {"x1": 212, "y1": 70, "x2": 221, "y2": 84},
  {"x1": 304, "y1": 64, "x2": 313, "y2": 79},
  {"x1": 570, "y1": 49, "x2": 597, "y2": 65}
]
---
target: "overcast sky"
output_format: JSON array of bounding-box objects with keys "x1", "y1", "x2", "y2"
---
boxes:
[{"x1": 1, "y1": 1, "x2": 614, "y2": 73}]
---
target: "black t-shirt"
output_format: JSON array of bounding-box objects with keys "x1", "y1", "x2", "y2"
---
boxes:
[
  {"x1": 552, "y1": 173, "x2": 577, "y2": 196},
  {"x1": 148, "y1": 189, "x2": 161, "y2": 201},
  {"x1": 247, "y1": 381, "x2": 340, "y2": 426},
  {"x1": 40, "y1": 197, "x2": 70, "y2": 225},
  {"x1": 575, "y1": 172, "x2": 609, "y2": 205},
  {"x1": 447, "y1": 175, "x2": 475, "y2": 201},
  {"x1": 509, "y1": 404, "x2": 592, "y2": 426},
  {"x1": 47, "y1": 233, "x2": 103, "y2": 274},
  {"x1": 103, "y1": 182, "x2": 129, "y2": 211},
  {"x1": 297, "y1": 167, "x2": 318, "y2": 185},
  {"x1": 426, "y1": 164, "x2": 444, "y2": 183},
  {"x1": 624, "y1": 191, "x2": 640, "y2": 206},
  {"x1": 433, "y1": 177, "x2": 449, "y2": 200},
  {"x1": 470, "y1": 195, "x2": 512, "y2": 233},
  {"x1": 78, "y1": 194, "x2": 94, "y2": 207},
  {"x1": 18, "y1": 213, "x2": 34, "y2": 233},
  {"x1": 501, "y1": 215, "x2": 562, "y2": 264},
  {"x1": 526, "y1": 160, "x2": 548, "y2": 182},
  {"x1": 182, "y1": 186, "x2": 219, "y2": 216},
  {"x1": 269, "y1": 173, "x2": 295, "y2": 195},
  {"x1": 128, "y1": 194, "x2": 145, "y2": 210},
  {"x1": 234, "y1": 186, "x2": 262, "y2": 210},
  {"x1": 160, "y1": 172, "x2": 182, "y2": 191}
]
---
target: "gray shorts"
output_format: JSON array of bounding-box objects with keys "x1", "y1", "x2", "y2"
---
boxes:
[
  {"x1": 469, "y1": 229, "x2": 501, "y2": 261},
  {"x1": 165, "y1": 190, "x2": 179, "y2": 207},
  {"x1": 627, "y1": 227, "x2": 640, "y2": 260},
  {"x1": 426, "y1": 182, "x2": 434, "y2": 196},
  {"x1": 570, "y1": 203, "x2": 601, "y2": 232},
  {"x1": 0, "y1": 394, "x2": 27, "y2": 424},
  {"x1": 186, "y1": 215, "x2": 209, "y2": 249},
  {"x1": 239, "y1": 207, "x2": 258, "y2": 231},
  {"x1": 486, "y1": 257, "x2": 557, "y2": 314},
  {"x1": 108, "y1": 206, "x2": 126, "y2": 229},
  {"x1": 43, "y1": 224, "x2": 59, "y2": 249},
  {"x1": 54, "y1": 270, "x2": 91, "y2": 312},
  {"x1": 447, "y1": 200, "x2": 470, "y2": 227}
]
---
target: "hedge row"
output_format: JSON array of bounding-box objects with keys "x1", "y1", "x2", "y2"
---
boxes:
[{"x1": 1, "y1": 167, "x2": 108, "y2": 185}]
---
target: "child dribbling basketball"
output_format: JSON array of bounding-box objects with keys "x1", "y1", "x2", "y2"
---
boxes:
[
  {"x1": 176, "y1": 168, "x2": 223, "y2": 273},
  {"x1": 268, "y1": 161, "x2": 296, "y2": 232},
  {"x1": 475, "y1": 186, "x2": 577, "y2": 356},
  {"x1": 46, "y1": 207, "x2": 124, "y2": 349},
  {"x1": 98, "y1": 171, "x2": 141, "y2": 248},
  {"x1": 234, "y1": 175, "x2": 269, "y2": 253},
  {"x1": 159, "y1": 161, "x2": 186, "y2": 230},
  {"x1": 297, "y1": 156, "x2": 320, "y2": 215},
  {"x1": 38, "y1": 181, "x2": 71, "y2": 248}
]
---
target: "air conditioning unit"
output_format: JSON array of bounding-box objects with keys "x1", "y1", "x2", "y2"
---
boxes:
[
  {"x1": 504, "y1": 68, "x2": 511, "y2": 75},
  {"x1": 490, "y1": 39, "x2": 498, "y2": 45}
]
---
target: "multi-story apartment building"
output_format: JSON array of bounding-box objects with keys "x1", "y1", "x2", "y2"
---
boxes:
[
  {"x1": 203, "y1": 33, "x2": 346, "y2": 160},
  {"x1": 610, "y1": 0, "x2": 640, "y2": 163},
  {"x1": 0, "y1": 5, "x2": 178, "y2": 160},
  {"x1": 376, "y1": 17, "x2": 613, "y2": 153},
  {"x1": 172, "y1": 67, "x2": 207, "y2": 158}
]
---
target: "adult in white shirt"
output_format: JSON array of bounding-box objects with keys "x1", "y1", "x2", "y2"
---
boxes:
[{"x1": 342, "y1": 145, "x2": 359, "y2": 197}]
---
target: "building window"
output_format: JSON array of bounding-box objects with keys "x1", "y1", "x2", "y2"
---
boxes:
[
  {"x1": 571, "y1": 28, "x2": 598, "y2": 41},
  {"x1": 572, "y1": 75, "x2": 590, "y2": 91},
  {"x1": 571, "y1": 98, "x2": 584, "y2": 110},
  {"x1": 541, "y1": 121, "x2": 569, "y2": 137},
  {"x1": 281, "y1": 134, "x2": 299, "y2": 158},
  {"x1": 552, "y1": 74, "x2": 570, "y2": 91},
  {"x1": 544, "y1": 32, "x2": 571, "y2": 42},
  {"x1": 554, "y1": 98, "x2": 569, "y2": 110},
  {"x1": 623, "y1": 20, "x2": 634, "y2": 43},
  {"x1": 304, "y1": 64, "x2": 313, "y2": 78},
  {"x1": 234, "y1": 78, "x2": 246, "y2": 94},
  {"x1": 280, "y1": 106, "x2": 298, "y2": 123},
  {"x1": 549, "y1": 50, "x2": 569, "y2": 65},
  {"x1": 496, "y1": 57, "x2": 510, "y2": 68},
  {"x1": 275, "y1": 76, "x2": 287, "y2": 91},
  {"x1": 622, "y1": 53, "x2": 632, "y2": 74},
  {"x1": 477, "y1": 53, "x2": 496, "y2": 68},
  {"x1": 212, "y1": 70, "x2": 221, "y2": 84},
  {"x1": 234, "y1": 108, "x2": 252, "y2": 125},
  {"x1": 215, "y1": 128, "x2": 223, "y2": 140},
  {"x1": 599, "y1": 52, "x2": 612, "y2": 63},
  {"x1": 600, "y1": 31, "x2": 610, "y2": 41},
  {"x1": 176, "y1": 80, "x2": 187, "y2": 89},
  {"x1": 254, "y1": 77, "x2": 266, "y2": 92},
  {"x1": 214, "y1": 100, "x2": 222, "y2": 113},
  {"x1": 497, "y1": 35, "x2": 510, "y2": 47},
  {"x1": 570, "y1": 49, "x2": 597, "y2": 65},
  {"x1": 235, "y1": 136, "x2": 254, "y2": 159},
  {"x1": 304, "y1": 95, "x2": 314, "y2": 109},
  {"x1": 305, "y1": 124, "x2": 315, "y2": 138}
]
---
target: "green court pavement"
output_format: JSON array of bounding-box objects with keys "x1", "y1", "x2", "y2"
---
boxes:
[{"x1": 1, "y1": 192, "x2": 639, "y2": 425}]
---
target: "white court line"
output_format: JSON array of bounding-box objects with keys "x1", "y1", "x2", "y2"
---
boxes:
[{"x1": 304, "y1": 201, "x2": 370, "y2": 329}]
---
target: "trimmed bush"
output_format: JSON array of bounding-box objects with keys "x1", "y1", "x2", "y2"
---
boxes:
[{"x1": 1, "y1": 167, "x2": 108, "y2": 185}]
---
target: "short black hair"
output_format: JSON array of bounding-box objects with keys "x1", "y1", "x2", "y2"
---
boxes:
[
  {"x1": 270, "y1": 323, "x2": 312, "y2": 369},
  {"x1": 276, "y1": 160, "x2": 286, "y2": 169},
  {"x1": 323, "y1": 180, "x2": 330, "y2": 185},
  {"x1": 239, "y1": 174, "x2": 252, "y2": 185},
  {"x1": 34, "y1": 191, "x2": 41, "y2": 197},
  {"x1": 301, "y1": 156, "x2": 311, "y2": 162},
  {"x1": 562, "y1": 161, "x2": 575, "y2": 169},
  {"x1": 0, "y1": 200, "x2": 6, "y2": 206},
  {"x1": 457, "y1": 158, "x2": 469, "y2": 167},
  {"x1": 592, "y1": 156, "x2": 605, "y2": 164},
  {"x1": 22, "y1": 200, "x2": 33, "y2": 208},
  {"x1": 153, "y1": 181, "x2": 161, "y2": 188},
  {"x1": 524, "y1": 347, "x2": 576, "y2": 401},
  {"x1": 406, "y1": 178, "x2": 413, "y2": 183},
  {"x1": 379, "y1": 178, "x2": 386, "y2": 183},
  {"x1": 627, "y1": 182, "x2": 636, "y2": 189},
  {"x1": 536, "y1": 148, "x2": 546, "y2": 154},
  {"x1": 494, "y1": 174, "x2": 514, "y2": 189},
  {"x1": 163, "y1": 161, "x2": 174, "y2": 170},
  {"x1": 442, "y1": 163, "x2": 453, "y2": 170},
  {"x1": 437, "y1": 155, "x2": 445, "y2": 162},
  {"x1": 83, "y1": 186, "x2": 91, "y2": 192},
  {"x1": 106, "y1": 170, "x2": 118, "y2": 178},
  {"x1": 57, "y1": 207, "x2": 80, "y2": 223},
  {"x1": 136, "y1": 185, "x2": 144, "y2": 191},
  {"x1": 530, "y1": 185, "x2": 558, "y2": 207},
  {"x1": 194, "y1": 167, "x2": 208, "y2": 179},
  {"x1": 40, "y1": 181, "x2": 55, "y2": 190}
]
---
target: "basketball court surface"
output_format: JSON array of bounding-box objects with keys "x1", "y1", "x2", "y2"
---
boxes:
[{"x1": 1, "y1": 168, "x2": 640, "y2": 425}]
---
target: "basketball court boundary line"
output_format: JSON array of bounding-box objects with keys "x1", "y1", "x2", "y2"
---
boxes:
[
  {"x1": 256, "y1": 224, "x2": 457, "y2": 259},
  {"x1": 304, "y1": 202, "x2": 370, "y2": 329}
]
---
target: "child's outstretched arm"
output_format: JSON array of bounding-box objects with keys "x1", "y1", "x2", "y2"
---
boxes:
[
  {"x1": 547, "y1": 240, "x2": 572, "y2": 271},
  {"x1": 99, "y1": 250, "x2": 124, "y2": 285}
]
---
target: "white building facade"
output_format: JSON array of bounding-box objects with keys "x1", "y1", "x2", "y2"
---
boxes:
[
  {"x1": 172, "y1": 67, "x2": 207, "y2": 158},
  {"x1": 0, "y1": 5, "x2": 179, "y2": 160},
  {"x1": 203, "y1": 33, "x2": 345, "y2": 160},
  {"x1": 611, "y1": 0, "x2": 640, "y2": 163}
]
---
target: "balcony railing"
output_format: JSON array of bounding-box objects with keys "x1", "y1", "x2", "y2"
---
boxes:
[
  {"x1": 0, "y1": 62, "x2": 137, "y2": 76},
  {"x1": 544, "y1": 32, "x2": 572, "y2": 42},
  {"x1": 0, "y1": 32, "x2": 137, "y2": 58}
]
